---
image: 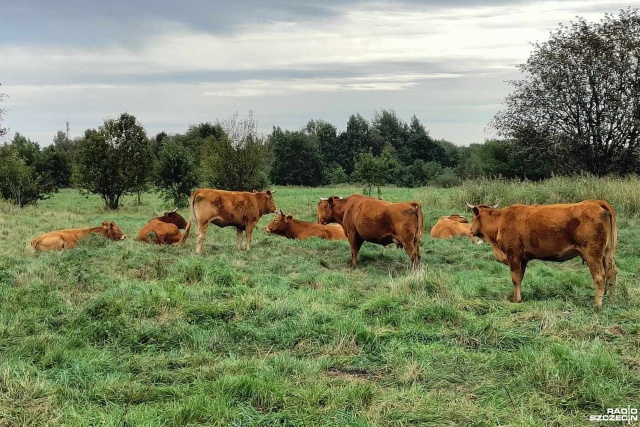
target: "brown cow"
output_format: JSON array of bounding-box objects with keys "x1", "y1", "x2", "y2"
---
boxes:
[
  {"x1": 430, "y1": 214, "x2": 480, "y2": 243},
  {"x1": 137, "y1": 208, "x2": 188, "y2": 244},
  {"x1": 317, "y1": 195, "x2": 423, "y2": 269},
  {"x1": 467, "y1": 200, "x2": 617, "y2": 308},
  {"x1": 182, "y1": 188, "x2": 277, "y2": 253},
  {"x1": 31, "y1": 221, "x2": 126, "y2": 251},
  {"x1": 265, "y1": 210, "x2": 346, "y2": 240}
]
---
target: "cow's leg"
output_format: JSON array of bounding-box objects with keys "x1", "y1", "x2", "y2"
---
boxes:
[
  {"x1": 235, "y1": 227, "x2": 244, "y2": 250},
  {"x1": 196, "y1": 221, "x2": 209, "y2": 254},
  {"x1": 508, "y1": 258, "x2": 527, "y2": 303},
  {"x1": 245, "y1": 223, "x2": 256, "y2": 251},
  {"x1": 585, "y1": 254, "x2": 606, "y2": 309},
  {"x1": 348, "y1": 234, "x2": 364, "y2": 268}
]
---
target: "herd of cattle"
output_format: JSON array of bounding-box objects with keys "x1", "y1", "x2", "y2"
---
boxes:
[{"x1": 30, "y1": 189, "x2": 618, "y2": 308}]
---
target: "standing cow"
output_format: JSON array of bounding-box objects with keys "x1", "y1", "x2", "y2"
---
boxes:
[
  {"x1": 182, "y1": 189, "x2": 277, "y2": 253},
  {"x1": 137, "y1": 208, "x2": 188, "y2": 244},
  {"x1": 467, "y1": 200, "x2": 617, "y2": 308},
  {"x1": 31, "y1": 221, "x2": 126, "y2": 251},
  {"x1": 317, "y1": 195, "x2": 423, "y2": 270}
]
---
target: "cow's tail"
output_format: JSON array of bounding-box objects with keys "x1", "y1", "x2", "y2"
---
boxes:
[
  {"x1": 598, "y1": 200, "x2": 617, "y2": 284},
  {"x1": 181, "y1": 190, "x2": 198, "y2": 245},
  {"x1": 412, "y1": 202, "x2": 424, "y2": 241}
]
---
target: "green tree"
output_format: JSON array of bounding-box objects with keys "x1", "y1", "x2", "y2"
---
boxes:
[
  {"x1": 102, "y1": 113, "x2": 153, "y2": 204},
  {"x1": 352, "y1": 148, "x2": 398, "y2": 198},
  {"x1": 155, "y1": 140, "x2": 198, "y2": 207},
  {"x1": 371, "y1": 109, "x2": 407, "y2": 157},
  {"x1": 436, "y1": 139, "x2": 461, "y2": 169},
  {"x1": 0, "y1": 141, "x2": 54, "y2": 207},
  {"x1": 305, "y1": 119, "x2": 340, "y2": 178},
  {"x1": 201, "y1": 112, "x2": 268, "y2": 191},
  {"x1": 76, "y1": 113, "x2": 153, "y2": 209},
  {"x1": 76, "y1": 129, "x2": 123, "y2": 209},
  {"x1": 338, "y1": 114, "x2": 376, "y2": 174},
  {"x1": 404, "y1": 116, "x2": 446, "y2": 166},
  {"x1": 42, "y1": 144, "x2": 72, "y2": 188},
  {"x1": 492, "y1": 8, "x2": 640, "y2": 176},
  {"x1": 270, "y1": 128, "x2": 325, "y2": 186}
]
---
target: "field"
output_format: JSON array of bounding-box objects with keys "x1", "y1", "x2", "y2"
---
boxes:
[{"x1": 1, "y1": 179, "x2": 639, "y2": 426}]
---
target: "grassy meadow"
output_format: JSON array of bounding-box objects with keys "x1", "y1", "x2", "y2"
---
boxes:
[{"x1": 1, "y1": 179, "x2": 639, "y2": 426}]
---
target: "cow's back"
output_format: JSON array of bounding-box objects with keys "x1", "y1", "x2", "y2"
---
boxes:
[
  {"x1": 496, "y1": 201, "x2": 615, "y2": 259},
  {"x1": 31, "y1": 228, "x2": 87, "y2": 251},
  {"x1": 344, "y1": 196, "x2": 422, "y2": 244}
]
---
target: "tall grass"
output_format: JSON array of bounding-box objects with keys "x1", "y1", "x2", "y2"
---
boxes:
[{"x1": 454, "y1": 175, "x2": 640, "y2": 216}]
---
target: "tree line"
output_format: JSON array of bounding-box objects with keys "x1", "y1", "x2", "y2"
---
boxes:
[
  {"x1": 0, "y1": 109, "x2": 519, "y2": 209},
  {"x1": 1, "y1": 8, "x2": 638, "y2": 209}
]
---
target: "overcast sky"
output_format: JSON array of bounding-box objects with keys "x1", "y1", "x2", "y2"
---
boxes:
[{"x1": 0, "y1": 0, "x2": 632, "y2": 146}]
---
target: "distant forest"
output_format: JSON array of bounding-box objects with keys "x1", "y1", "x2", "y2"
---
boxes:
[{"x1": 0, "y1": 109, "x2": 556, "y2": 209}]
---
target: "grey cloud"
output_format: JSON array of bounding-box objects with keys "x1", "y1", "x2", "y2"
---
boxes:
[
  {"x1": 7, "y1": 57, "x2": 512, "y2": 86},
  {"x1": 1, "y1": 0, "x2": 536, "y2": 48}
]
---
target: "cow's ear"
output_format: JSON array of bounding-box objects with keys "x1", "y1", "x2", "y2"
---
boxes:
[
  {"x1": 102, "y1": 221, "x2": 110, "y2": 229},
  {"x1": 285, "y1": 215, "x2": 292, "y2": 222},
  {"x1": 472, "y1": 207, "x2": 480, "y2": 216},
  {"x1": 265, "y1": 189, "x2": 272, "y2": 198},
  {"x1": 110, "y1": 222, "x2": 115, "y2": 228},
  {"x1": 328, "y1": 197, "x2": 334, "y2": 207}
]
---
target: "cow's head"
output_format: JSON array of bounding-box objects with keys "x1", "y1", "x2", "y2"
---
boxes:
[
  {"x1": 102, "y1": 221, "x2": 126, "y2": 240},
  {"x1": 317, "y1": 196, "x2": 342, "y2": 224},
  {"x1": 264, "y1": 209, "x2": 292, "y2": 235},
  {"x1": 159, "y1": 208, "x2": 188, "y2": 229},
  {"x1": 262, "y1": 189, "x2": 277, "y2": 213},
  {"x1": 466, "y1": 202, "x2": 498, "y2": 239},
  {"x1": 252, "y1": 189, "x2": 278, "y2": 214}
]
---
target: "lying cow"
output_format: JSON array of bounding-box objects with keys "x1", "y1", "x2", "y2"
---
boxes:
[
  {"x1": 31, "y1": 221, "x2": 126, "y2": 251},
  {"x1": 317, "y1": 195, "x2": 423, "y2": 269},
  {"x1": 467, "y1": 200, "x2": 617, "y2": 308},
  {"x1": 137, "y1": 208, "x2": 188, "y2": 244},
  {"x1": 265, "y1": 210, "x2": 346, "y2": 240},
  {"x1": 182, "y1": 189, "x2": 277, "y2": 253},
  {"x1": 430, "y1": 214, "x2": 480, "y2": 243}
]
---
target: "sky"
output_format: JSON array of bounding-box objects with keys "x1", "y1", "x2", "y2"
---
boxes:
[{"x1": 0, "y1": 0, "x2": 633, "y2": 146}]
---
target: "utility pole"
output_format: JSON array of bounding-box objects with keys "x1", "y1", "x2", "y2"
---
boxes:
[{"x1": 66, "y1": 116, "x2": 70, "y2": 141}]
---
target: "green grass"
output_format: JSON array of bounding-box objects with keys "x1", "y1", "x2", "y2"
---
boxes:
[{"x1": 0, "y1": 181, "x2": 639, "y2": 426}]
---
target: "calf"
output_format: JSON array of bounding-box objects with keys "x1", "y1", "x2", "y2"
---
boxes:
[
  {"x1": 182, "y1": 189, "x2": 277, "y2": 253},
  {"x1": 467, "y1": 200, "x2": 617, "y2": 308},
  {"x1": 430, "y1": 214, "x2": 480, "y2": 243},
  {"x1": 265, "y1": 210, "x2": 346, "y2": 240},
  {"x1": 137, "y1": 208, "x2": 188, "y2": 245},
  {"x1": 31, "y1": 221, "x2": 126, "y2": 251}
]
